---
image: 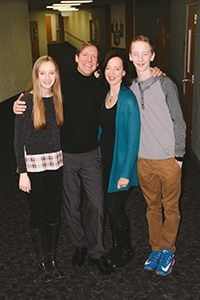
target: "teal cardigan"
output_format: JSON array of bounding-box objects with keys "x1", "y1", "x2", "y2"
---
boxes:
[{"x1": 99, "y1": 86, "x2": 140, "y2": 193}]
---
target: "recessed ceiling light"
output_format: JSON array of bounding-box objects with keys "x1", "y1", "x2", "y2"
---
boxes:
[{"x1": 61, "y1": 1, "x2": 93, "y2": 3}]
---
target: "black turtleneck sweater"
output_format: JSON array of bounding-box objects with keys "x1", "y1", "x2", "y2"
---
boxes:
[{"x1": 61, "y1": 67, "x2": 107, "y2": 153}]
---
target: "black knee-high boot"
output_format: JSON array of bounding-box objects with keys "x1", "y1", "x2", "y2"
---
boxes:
[
  {"x1": 31, "y1": 227, "x2": 53, "y2": 282},
  {"x1": 46, "y1": 222, "x2": 64, "y2": 280},
  {"x1": 107, "y1": 224, "x2": 118, "y2": 258},
  {"x1": 116, "y1": 226, "x2": 135, "y2": 265},
  {"x1": 107, "y1": 225, "x2": 135, "y2": 267},
  {"x1": 105, "y1": 190, "x2": 135, "y2": 267}
]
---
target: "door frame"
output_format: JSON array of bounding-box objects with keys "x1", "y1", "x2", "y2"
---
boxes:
[
  {"x1": 30, "y1": 21, "x2": 40, "y2": 63},
  {"x1": 183, "y1": 2, "x2": 197, "y2": 148}
]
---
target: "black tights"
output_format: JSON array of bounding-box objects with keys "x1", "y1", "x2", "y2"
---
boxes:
[
  {"x1": 105, "y1": 190, "x2": 131, "y2": 230},
  {"x1": 29, "y1": 168, "x2": 63, "y2": 228}
]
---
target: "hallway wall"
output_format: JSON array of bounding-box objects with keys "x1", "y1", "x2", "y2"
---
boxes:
[
  {"x1": 0, "y1": 0, "x2": 32, "y2": 103},
  {"x1": 92, "y1": 6, "x2": 108, "y2": 57},
  {"x1": 29, "y1": 11, "x2": 48, "y2": 56},
  {"x1": 63, "y1": 10, "x2": 91, "y2": 49},
  {"x1": 135, "y1": 0, "x2": 170, "y2": 45},
  {"x1": 169, "y1": 0, "x2": 200, "y2": 161},
  {"x1": 111, "y1": 3, "x2": 126, "y2": 49},
  {"x1": 135, "y1": 0, "x2": 170, "y2": 70}
]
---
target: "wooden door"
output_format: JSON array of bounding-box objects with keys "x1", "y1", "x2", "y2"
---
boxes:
[
  {"x1": 157, "y1": 16, "x2": 168, "y2": 72},
  {"x1": 183, "y1": 3, "x2": 197, "y2": 147},
  {"x1": 125, "y1": 0, "x2": 134, "y2": 50},
  {"x1": 58, "y1": 14, "x2": 64, "y2": 43},
  {"x1": 45, "y1": 15, "x2": 52, "y2": 44},
  {"x1": 104, "y1": 6, "x2": 111, "y2": 55},
  {"x1": 30, "y1": 21, "x2": 39, "y2": 62}
]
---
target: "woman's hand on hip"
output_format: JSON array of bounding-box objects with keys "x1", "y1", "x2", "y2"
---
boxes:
[{"x1": 117, "y1": 177, "x2": 129, "y2": 189}]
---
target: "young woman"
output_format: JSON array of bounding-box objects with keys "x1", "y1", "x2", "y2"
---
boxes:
[
  {"x1": 129, "y1": 35, "x2": 186, "y2": 276},
  {"x1": 99, "y1": 50, "x2": 140, "y2": 267},
  {"x1": 14, "y1": 56, "x2": 64, "y2": 282}
]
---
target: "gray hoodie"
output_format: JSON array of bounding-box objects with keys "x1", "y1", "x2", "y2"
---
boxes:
[{"x1": 130, "y1": 75, "x2": 186, "y2": 159}]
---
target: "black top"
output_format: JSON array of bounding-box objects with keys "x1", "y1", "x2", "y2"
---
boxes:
[
  {"x1": 99, "y1": 102, "x2": 117, "y2": 185},
  {"x1": 60, "y1": 67, "x2": 107, "y2": 153},
  {"x1": 14, "y1": 93, "x2": 61, "y2": 173}
]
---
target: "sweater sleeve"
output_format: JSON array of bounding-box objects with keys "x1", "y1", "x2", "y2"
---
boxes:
[
  {"x1": 14, "y1": 96, "x2": 32, "y2": 173},
  {"x1": 160, "y1": 76, "x2": 186, "y2": 157},
  {"x1": 120, "y1": 92, "x2": 140, "y2": 179}
]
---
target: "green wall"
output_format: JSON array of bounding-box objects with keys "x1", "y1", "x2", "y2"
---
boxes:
[
  {"x1": 63, "y1": 10, "x2": 91, "y2": 49},
  {"x1": 0, "y1": 0, "x2": 32, "y2": 102},
  {"x1": 29, "y1": 11, "x2": 48, "y2": 57}
]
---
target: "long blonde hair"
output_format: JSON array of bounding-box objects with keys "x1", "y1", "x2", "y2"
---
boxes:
[{"x1": 31, "y1": 56, "x2": 63, "y2": 129}]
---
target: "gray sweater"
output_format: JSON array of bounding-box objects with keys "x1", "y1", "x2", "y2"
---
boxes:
[{"x1": 130, "y1": 75, "x2": 186, "y2": 159}]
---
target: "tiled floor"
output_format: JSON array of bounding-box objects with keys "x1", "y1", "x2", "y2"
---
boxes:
[{"x1": 1, "y1": 43, "x2": 200, "y2": 299}]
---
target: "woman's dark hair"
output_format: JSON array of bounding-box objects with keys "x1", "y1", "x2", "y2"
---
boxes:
[{"x1": 101, "y1": 49, "x2": 132, "y2": 87}]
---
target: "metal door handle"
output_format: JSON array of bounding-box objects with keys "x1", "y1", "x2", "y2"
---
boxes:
[{"x1": 182, "y1": 78, "x2": 191, "y2": 82}]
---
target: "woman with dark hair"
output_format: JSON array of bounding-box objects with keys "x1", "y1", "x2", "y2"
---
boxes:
[{"x1": 99, "y1": 49, "x2": 140, "y2": 267}]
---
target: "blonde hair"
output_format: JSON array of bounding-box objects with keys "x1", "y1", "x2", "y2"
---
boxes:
[
  {"x1": 76, "y1": 41, "x2": 100, "y2": 60},
  {"x1": 31, "y1": 56, "x2": 63, "y2": 130},
  {"x1": 130, "y1": 35, "x2": 154, "y2": 54}
]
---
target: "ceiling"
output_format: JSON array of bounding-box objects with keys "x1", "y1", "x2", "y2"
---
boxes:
[{"x1": 27, "y1": 0, "x2": 125, "y2": 11}]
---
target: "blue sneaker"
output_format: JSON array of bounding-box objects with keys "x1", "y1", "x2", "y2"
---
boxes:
[
  {"x1": 144, "y1": 251, "x2": 162, "y2": 271},
  {"x1": 155, "y1": 248, "x2": 175, "y2": 276}
]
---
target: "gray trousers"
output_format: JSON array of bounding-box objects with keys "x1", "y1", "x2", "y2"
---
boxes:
[{"x1": 62, "y1": 148, "x2": 105, "y2": 258}]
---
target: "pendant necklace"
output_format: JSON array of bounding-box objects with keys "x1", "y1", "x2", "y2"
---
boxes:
[{"x1": 108, "y1": 92, "x2": 117, "y2": 103}]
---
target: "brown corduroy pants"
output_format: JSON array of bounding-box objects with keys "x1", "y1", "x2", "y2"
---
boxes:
[{"x1": 138, "y1": 158, "x2": 181, "y2": 253}]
